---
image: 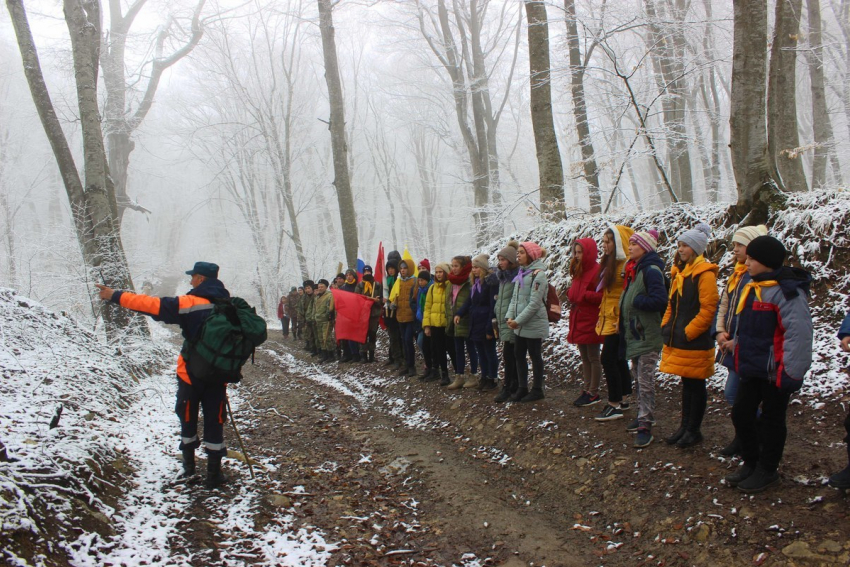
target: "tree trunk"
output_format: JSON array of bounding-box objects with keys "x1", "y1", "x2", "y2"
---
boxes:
[
  {"x1": 806, "y1": 0, "x2": 843, "y2": 188},
  {"x1": 564, "y1": 0, "x2": 601, "y2": 213},
  {"x1": 524, "y1": 0, "x2": 564, "y2": 218},
  {"x1": 767, "y1": 0, "x2": 808, "y2": 192},
  {"x1": 317, "y1": 0, "x2": 358, "y2": 270},
  {"x1": 644, "y1": 0, "x2": 694, "y2": 202},
  {"x1": 730, "y1": 0, "x2": 782, "y2": 221},
  {"x1": 7, "y1": 0, "x2": 147, "y2": 338}
]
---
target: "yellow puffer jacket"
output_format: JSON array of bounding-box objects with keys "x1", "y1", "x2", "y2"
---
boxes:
[
  {"x1": 423, "y1": 281, "x2": 448, "y2": 328},
  {"x1": 595, "y1": 225, "x2": 634, "y2": 336}
]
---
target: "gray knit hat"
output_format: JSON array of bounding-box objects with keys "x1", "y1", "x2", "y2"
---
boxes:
[
  {"x1": 472, "y1": 253, "x2": 491, "y2": 271},
  {"x1": 497, "y1": 240, "x2": 519, "y2": 266},
  {"x1": 678, "y1": 222, "x2": 712, "y2": 256}
]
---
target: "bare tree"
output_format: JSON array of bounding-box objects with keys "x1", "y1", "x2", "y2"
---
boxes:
[
  {"x1": 806, "y1": 0, "x2": 844, "y2": 188},
  {"x1": 730, "y1": 0, "x2": 781, "y2": 218},
  {"x1": 317, "y1": 0, "x2": 359, "y2": 269},
  {"x1": 525, "y1": 0, "x2": 564, "y2": 217},
  {"x1": 563, "y1": 0, "x2": 601, "y2": 212},
  {"x1": 767, "y1": 0, "x2": 808, "y2": 192},
  {"x1": 7, "y1": 0, "x2": 146, "y2": 337}
]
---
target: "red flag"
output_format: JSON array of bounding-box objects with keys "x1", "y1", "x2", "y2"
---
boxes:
[
  {"x1": 330, "y1": 289, "x2": 372, "y2": 343},
  {"x1": 374, "y1": 242, "x2": 385, "y2": 285}
]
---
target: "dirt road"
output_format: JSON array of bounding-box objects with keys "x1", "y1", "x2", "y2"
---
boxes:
[{"x1": 179, "y1": 336, "x2": 850, "y2": 566}]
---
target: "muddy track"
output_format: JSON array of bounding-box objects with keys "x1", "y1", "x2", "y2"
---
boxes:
[{"x1": 176, "y1": 336, "x2": 850, "y2": 566}]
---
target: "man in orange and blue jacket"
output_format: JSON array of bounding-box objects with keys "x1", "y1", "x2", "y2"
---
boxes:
[{"x1": 96, "y1": 261, "x2": 230, "y2": 489}]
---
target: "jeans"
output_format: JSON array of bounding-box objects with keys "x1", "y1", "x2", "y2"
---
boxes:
[
  {"x1": 281, "y1": 317, "x2": 290, "y2": 337},
  {"x1": 515, "y1": 336, "x2": 544, "y2": 391},
  {"x1": 724, "y1": 369, "x2": 740, "y2": 406},
  {"x1": 630, "y1": 352, "x2": 659, "y2": 427},
  {"x1": 732, "y1": 377, "x2": 792, "y2": 473},
  {"x1": 578, "y1": 343, "x2": 602, "y2": 396},
  {"x1": 452, "y1": 337, "x2": 479, "y2": 375},
  {"x1": 472, "y1": 339, "x2": 499, "y2": 379},
  {"x1": 601, "y1": 333, "x2": 632, "y2": 403}
]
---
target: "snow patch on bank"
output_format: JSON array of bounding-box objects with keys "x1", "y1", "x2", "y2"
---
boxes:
[
  {"x1": 0, "y1": 289, "x2": 335, "y2": 566},
  {"x1": 483, "y1": 190, "x2": 850, "y2": 400}
]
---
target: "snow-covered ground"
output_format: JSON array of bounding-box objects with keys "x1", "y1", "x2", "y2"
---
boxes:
[{"x1": 0, "y1": 289, "x2": 335, "y2": 566}]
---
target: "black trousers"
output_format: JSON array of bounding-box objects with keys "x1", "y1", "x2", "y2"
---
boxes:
[
  {"x1": 428, "y1": 327, "x2": 449, "y2": 374},
  {"x1": 732, "y1": 377, "x2": 792, "y2": 473},
  {"x1": 385, "y1": 316, "x2": 403, "y2": 361},
  {"x1": 844, "y1": 410, "x2": 850, "y2": 446},
  {"x1": 281, "y1": 317, "x2": 290, "y2": 336},
  {"x1": 501, "y1": 340, "x2": 518, "y2": 391},
  {"x1": 175, "y1": 377, "x2": 226, "y2": 456},
  {"x1": 601, "y1": 333, "x2": 632, "y2": 403},
  {"x1": 515, "y1": 336, "x2": 544, "y2": 390}
]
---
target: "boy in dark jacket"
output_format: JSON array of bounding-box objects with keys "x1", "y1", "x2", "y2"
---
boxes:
[
  {"x1": 620, "y1": 230, "x2": 668, "y2": 447},
  {"x1": 355, "y1": 266, "x2": 383, "y2": 363},
  {"x1": 828, "y1": 313, "x2": 850, "y2": 489},
  {"x1": 725, "y1": 236, "x2": 813, "y2": 493}
]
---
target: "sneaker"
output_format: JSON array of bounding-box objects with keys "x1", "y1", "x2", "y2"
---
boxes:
[
  {"x1": 737, "y1": 466, "x2": 780, "y2": 493},
  {"x1": 626, "y1": 418, "x2": 640, "y2": 432},
  {"x1": 634, "y1": 428, "x2": 653, "y2": 448},
  {"x1": 594, "y1": 405, "x2": 624, "y2": 421},
  {"x1": 573, "y1": 392, "x2": 601, "y2": 407},
  {"x1": 619, "y1": 401, "x2": 631, "y2": 411}
]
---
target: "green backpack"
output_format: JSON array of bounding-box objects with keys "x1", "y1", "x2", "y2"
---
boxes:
[{"x1": 185, "y1": 297, "x2": 268, "y2": 384}]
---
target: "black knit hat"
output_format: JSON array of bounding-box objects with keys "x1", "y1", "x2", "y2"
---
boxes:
[
  {"x1": 417, "y1": 270, "x2": 431, "y2": 282},
  {"x1": 746, "y1": 235, "x2": 786, "y2": 270}
]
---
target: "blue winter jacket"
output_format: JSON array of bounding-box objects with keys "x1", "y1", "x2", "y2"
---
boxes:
[
  {"x1": 734, "y1": 267, "x2": 813, "y2": 391},
  {"x1": 714, "y1": 268, "x2": 754, "y2": 370},
  {"x1": 839, "y1": 314, "x2": 850, "y2": 340},
  {"x1": 457, "y1": 272, "x2": 498, "y2": 342}
]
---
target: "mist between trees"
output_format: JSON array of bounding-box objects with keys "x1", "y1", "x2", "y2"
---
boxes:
[{"x1": 0, "y1": 0, "x2": 848, "y2": 330}]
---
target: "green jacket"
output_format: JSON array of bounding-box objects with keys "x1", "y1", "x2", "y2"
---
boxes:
[
  {"x1": 494, "y1": 273, "x2": 517, "y2": 342},
  {"x1": 313, "y1": 291, "x2": 334, "y2": 321},
  {"x1": 619, "y1": 254, "x2": 667, "y2": 360},
  {"x1": 305, "y1": 294, "x2": 317, "y2": 323},
  {"x1": 506, "y1": 259, "x2": 550, "y2": 340},
  {"x1": 446, "y1": 279, "x2": 471, "y2": 338}
]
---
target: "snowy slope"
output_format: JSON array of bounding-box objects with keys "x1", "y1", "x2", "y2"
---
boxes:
[
  {"x1": 0, "y1": 288, "x2": 335, "y2": 567},
  {"x1": 482, "y1": 189, "x2": 850, "y2": 400}
]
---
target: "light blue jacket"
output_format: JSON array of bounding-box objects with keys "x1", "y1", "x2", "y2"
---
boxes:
[{"x1": 506, "y1": 259, "x2": 550, "y2": 340}]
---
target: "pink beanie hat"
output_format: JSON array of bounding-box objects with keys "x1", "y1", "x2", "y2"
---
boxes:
[{"x1": 520, "y1": 241, "x2": 543, "y2": 261}]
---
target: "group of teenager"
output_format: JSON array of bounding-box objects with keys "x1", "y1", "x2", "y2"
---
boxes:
[{"x1": 278, "y1": 224, "x2": 850, "y2": 494}]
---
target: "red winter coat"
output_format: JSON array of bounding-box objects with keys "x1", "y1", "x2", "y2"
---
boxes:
[{"x1": 567, "y1": 238, "x2": 603, "y2": 345}]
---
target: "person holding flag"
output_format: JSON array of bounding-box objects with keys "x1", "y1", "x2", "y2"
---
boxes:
[{"x1": 355, "y1": 265, "x2": 383, "y2": 363}]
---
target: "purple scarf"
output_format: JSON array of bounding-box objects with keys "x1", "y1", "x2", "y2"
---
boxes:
[
  {"x1": 512, "y1": 266, "x2": 534, "y2": 288},
  {"x1": 471, "y1": 278, "x2": 482, "y2": 297}
]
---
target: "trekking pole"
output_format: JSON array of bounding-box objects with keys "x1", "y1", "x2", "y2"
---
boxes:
[{"x1": 225, "y1": 393, "x2": 255, "y2": 480}]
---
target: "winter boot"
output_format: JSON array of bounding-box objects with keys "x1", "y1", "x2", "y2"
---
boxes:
[
  {"x1": 720, "y1": 436, "x2": 742, "y2": 457},
  {"x1": 317, "y1": 349, "x2": 328, "y2": 362},
  {"x1": 665, "y1": 388, "x2": 692, "y2": 445},
  {"x1": 340, "y1": 351, "x2": 352, "y2": 363},
  {"x1": 508, "y1": 387, "x2": 529, "y2": 402},
  {"x1": 447, "y1": 373, "x2": 466, "y2": 390},
  {"x1": 405, "y1": 365, "x2": 417, "y2": 377},
  {"x1": 737, "y1": 465, "x2": 780, "y2": 493},
  {"x1": 494, "y1": 381, "x2": 512, "y2": 403},
  {"x1": 463, "y1": 373, "x2": 480, "y2": 389},
  {"x1": 676, "y1": 430, "x2": 704, "y2": 448},
  {"x1": 481, "y1": 377, "x2": 498, "y2": 391},
  {"x1": 439, "y1": 369, "x2": 451, "y2": 386},
  {"x1": 424, "y1": 368, "x2": 440, "y2": 382},
  {"x1": 828, "y1": 448, "x2": 850, "y2": 490},
  {"x1": 725, "y1": 463, "x2": 756, "y2": 487},
  {"x1": 205, "y1": 452, "x2": 228, "y2": 489},
  {"x1": 520, "y1": 388, "x2": 545, "y2": 402},
  {"x1": 352, "y1": 352, "x2": 361, "y2": 363},
  {"x1": 179, "y1": 449, "x2": 196, "y2": 479},
  {"x1": 383, "y1": 357, "x2": 395, "y2": 367},
  {"x1": 419, "y1": 367, "x2": 433, "y2": 381}
]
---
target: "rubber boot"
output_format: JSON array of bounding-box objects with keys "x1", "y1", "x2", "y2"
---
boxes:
[
  {"x1": 678, "y1": 383, "x2": 706, "y2": 448},
  {"x1": 665, "y1": 387, "x2": 691, "y2": 445},
  {"x1": 179, "y1": 449, "x2": 196, "y2": 479},
  {"x1": 447, "y1": 373, "x2": 466, "y2": 390},
  {"x1": 205, "y1": 452, "x2": 228, "y2": 489}
]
